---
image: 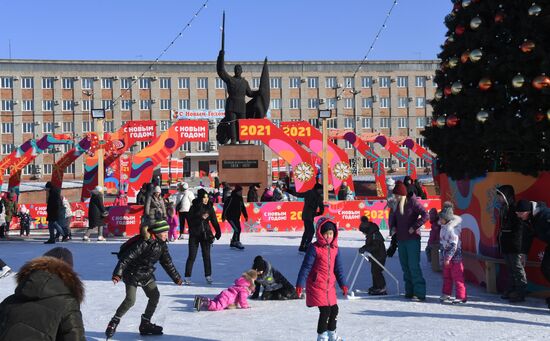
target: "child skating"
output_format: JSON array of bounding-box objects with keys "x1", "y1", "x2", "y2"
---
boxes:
[
  {"x1": 358, "y1": 216, "x2": 387, "y2": 295},
  {"x1": 194, "y1": 270, "x2": 257, "y2": 311}
]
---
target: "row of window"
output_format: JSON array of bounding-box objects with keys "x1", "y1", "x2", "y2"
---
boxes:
[
  {"x1": 269, "y1": 97, "x2": 426, "y2": 110},
  {"x1": 0, "y1": 120, "x2": 115, "y2": 134},
  {"x1": 359, "y1": 158, "x2": 428, "y2": 169},
  {"x1": 0, "y1": 75, "x2": 431, "y2": 90}
]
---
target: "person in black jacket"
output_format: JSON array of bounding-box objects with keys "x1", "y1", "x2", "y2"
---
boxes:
[
  {"x1": 247, "y1": 184, "x2": 259, "y2": 203},
  {"x1": 84, "y1": 186, "x2": 108, "y2": 242},
  {"x1": 106, "y1": 220, "x2": 182, "y2": 338},
  {"x1": 358, "y1": 216, "x2": 387, "y2": 295},
  {"x1": 0, "y1": 247, "x2": 85, "y2": 341},
  {"x1": 44, "y1": 182, "x2": 66, "y2": 244},
  {"x1": 184, "y1": 189, "x2": 222, "y2": 285},
  {"x1": 287, "y1": 183, "x2": 324, "y2": 253},
  {"x1": 135, "y1": 183, "x2": 150, "y2": 205},
  {"x1": 251, "y1": 255, "x2": 298, "y2": 300},
  {"x1": 495, "y1": 185, "x2": 527, "y2": 302},
  {"x1": 222, "y1": 185, "x2": 248, "y2": 250}
]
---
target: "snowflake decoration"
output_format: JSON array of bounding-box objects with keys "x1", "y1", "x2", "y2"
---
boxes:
[
  {"x1": 294, "y1": 162, "x2": 314, "y2": 182},
  {"x1": 333, "y1": 161, "x2": 351, "y2": 180}
]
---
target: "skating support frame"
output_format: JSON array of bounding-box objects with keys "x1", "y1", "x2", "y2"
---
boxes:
[{"x1": 345, "y1": 252, "x2": 400, "y2": 299}]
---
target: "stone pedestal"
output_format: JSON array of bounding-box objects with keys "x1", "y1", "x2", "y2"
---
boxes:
[{"x1": 218, "y1": 144, "x2": 268, "y2": 189}]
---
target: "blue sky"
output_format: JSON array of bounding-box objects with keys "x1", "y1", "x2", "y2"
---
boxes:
[{"x1": 1, "y1": 0, "x2": 450, "y2": 61}]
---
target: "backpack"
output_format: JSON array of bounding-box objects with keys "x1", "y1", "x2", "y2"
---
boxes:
[{"x1": 112, "y1": 235, "x2": 143, "y2": 259}]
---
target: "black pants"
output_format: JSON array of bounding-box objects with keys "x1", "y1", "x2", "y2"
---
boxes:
[
  {"x1": 300, "y1": 219, "x2": 315, "y2": 250},
  {"x1": 19, "y1": 223, "x2": 30, "y2": 236},
  {"x1": 228, "y1": 219, "x2": 241, "y2": 242},
  {"x1": 371, "y1": 253, "x2": 387, "y2": 289},
  {"x1": 262, "y1": 286, "x2": 298, "y2": 300},
  {"x1": 115, "y1": 281, "x2": 160, "y2": 320},
  {"x1": 317, "y1": 304, "x2": 339, "y2": 334},
  {"x1": 0, "y1": 223, "x2": 6, "y2": 238},
  {"x1": 185, "y1": 235, "x2": 212, "y2": 277},
  {"x1": 178, "y1": 212, "x2": 190, "y2": 235}
]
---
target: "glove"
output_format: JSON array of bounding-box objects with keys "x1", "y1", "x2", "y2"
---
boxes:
[
  {"x1": 112, "y1": 275, "x2": 121, "y2": 285},
  {"x1": 215, "y1": 232, "x2": 221, "y2": 240},
  {"x1": 342, "y1": 286, "x2": 349, "y2": 296},
  {"x1": 296, "y1": 286, "x2": 303, "y2": 298},
  {"x1": 176, "y1": 279, "x2": 183, "y2": 286}
]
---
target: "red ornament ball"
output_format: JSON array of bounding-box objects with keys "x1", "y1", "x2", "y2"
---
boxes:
[
  {"x1": 455, "y1": 25, "x2": 465, "y2": 36},
  {"x1": 444, "y1": 86, "x2": 452, "y2": 96},
  {"x1": 520, "y1": 40, "x2": 536, "y2": 53},
  {"x1": 478, "y1": 78, "x2": 492, "y2": 91},
  {"x1": 532, "y1": 75, "x2": 550, "y2": 90},
  {"x1": 446, "y1": 115, "x2": 459, "y2": 127},
  {"x1": 494, "y1": 12, "x2": 505, "y2": 23},
  {"x1": 460, "y1": 51, "x2": 470, "y2": 63}
]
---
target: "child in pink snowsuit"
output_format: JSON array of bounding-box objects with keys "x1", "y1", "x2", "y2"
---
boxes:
[
  {"x1": 194, "y1": 270, "x2": 257, "y2": 311},
  {"x1": 439, "y1": 202, "x2": 467, "y2": 304},
  {"x1": 166, "y1": 204, "x2": 179, "y2": 242}
]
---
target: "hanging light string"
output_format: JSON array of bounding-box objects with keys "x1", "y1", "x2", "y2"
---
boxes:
[
  {"x1": 337, "y1": 0, "x2": 398, "y2": 99},
  {"x1": 111, "y1": 0, "x2": 210, "y2": 107}
]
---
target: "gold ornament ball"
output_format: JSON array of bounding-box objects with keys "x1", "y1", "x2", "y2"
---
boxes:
[
  {"x1": 512, "y1": 74, "x2": 525, "y2": 88},
  {"x1": 436, "y1": 116, "x2": 446, "y2": 128},
  {"x1": 448, "y1": 57, "x2": 458, "y2": 68},
  {"x1": 477, "y1": 111, "x2": 489, "y2": 123},
  {"x1": 451, "y1": 81, "x2": 463, "y2": 95},
  {"x1": 470, "y1": 16, "x2": 482, "y2": 29},
  {"x1": 462, "y1": 0, "x2": 472, "y2": 7},
  {"x1": 547, "y1": 109, "x2": 550, "y2": 121},
  {"x1": 528, "y1": 4, "x2": 542, "y2": 16},
  {"x1": 469, "y1": 49, "x2": 483, "y2": 62}
]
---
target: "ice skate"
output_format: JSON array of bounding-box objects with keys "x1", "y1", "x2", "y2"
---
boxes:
[
  {"x1": 328, "y1": 330, "x2": 343, "y2": 341},
  {"x1": 317, "y1": 331, "x2": 329, "y2": 341},
  {"x1": 230, "y1": 240, "x2": 245, "y2": 250},
  {"x1": 139, "y1": 315, "x2": 163, "y2": 335},
  {"x1": 183, "y1": 277, "x2": 191, "y2": 285},
  {"x1": 452, "y1": 298, "x2": 467, "y2": 305},
  {"x1": 194, "y1": 295, "x2": 209, "y2": 312},
  {"x1": 0, "y1": 266, "x2": 12, "y2": 278},
  {"x1": 97, "y1": 236, "x2": 106, "y2": 242},
  {"x1": 205, "y1": 276, "x2": 213, "y2": 285},
  {"x1": 105, "y1": 316, "x2": 120, "y2": 340},
  {"x1": 82, "y1": 236, "x2": 90, "y2": 242},
  {"x1": 369, "y1": 287, "x2": 387, "y2": 296},
  {"x1": 439, "y1": 294, "x2": 452, "y2": 303}
]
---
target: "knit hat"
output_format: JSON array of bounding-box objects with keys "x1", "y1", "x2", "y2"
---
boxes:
[
  {"x1": 392, "y1": 181, "x2": 407, "y2": 196},
  {"x1": 154, "y1": 186, "x2": 162, "y2": 193},
  {"x1": 43, "y1": 247, "x2": 74, "y2": 268},
  {"x1": 516, "y1": 200, "x2": 532, "y2": 212},
  {"x1": 197, "y1": 188, "x2": 208, "y2": 200},
  {"x1": 148, "y1": 220, "x2": 170, "y2": 234},
  {"x1": 386, "y1": 178, "x2": 395, "y2": 191},
  {"x1": 317, "y1": 217, "x2": 336, "y2": 235},
  {"x1": 439, "y1": 201, "x2": 454, "y2": 221},
  {"x1": 252, "y1": 255, "x2": 266, "y2": 272},
  {"x1": 182, "y1": 182, "x2": 189, "y2": 190}
]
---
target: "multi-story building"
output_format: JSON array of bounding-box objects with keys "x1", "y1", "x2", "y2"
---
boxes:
[{"x1": 0, "y1": 59, "x2": 438, "y2": 182}]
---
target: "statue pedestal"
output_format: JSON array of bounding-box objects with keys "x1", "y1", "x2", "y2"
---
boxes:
[{"x1": 218, "y1": 144, "x2": 268, "y2": 189}]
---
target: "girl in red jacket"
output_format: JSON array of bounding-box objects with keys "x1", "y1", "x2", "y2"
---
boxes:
[{"x1": 296, "y1": 218, "x2": 348, "y2": 341}]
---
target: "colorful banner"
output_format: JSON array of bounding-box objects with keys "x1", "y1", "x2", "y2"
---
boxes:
[
  {"x1": 281, "y1": 121, "x2": 354, "y2": 194},
  {"x1": 128, "y1": 120, "x2": 209, "y2": 199},
  {"x1": 11, "y1": 202, "x2": 89, "y2": 230},
  {"x1": 106, "y1": 205, "x2": 143, "y2": 237},
  {"x1": 82, "y1": 120, "x2": 157, "y2": 201},
  {"x1": 239, "y1": 119, "x2": 317, "y2": 192},
  {"x1": 51, "y1": 135, "x2": 93, "y2": 188},
  {"x1": 374, "y1": 135, "x2": 417, "y2": 178},
  {"x1": 105, "y1": 153, "x2": 133, "y2": 195},
  {"x1": 172, "y1": 110, "x2": 226, "y2": 120}
]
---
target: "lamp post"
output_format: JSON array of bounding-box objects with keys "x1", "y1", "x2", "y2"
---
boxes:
[
  {"x1": 350, "y1": 88, "x2": 361, "y2": 175},
  {"x1": 319, "y1": 109, "x2": 332, "y2": 202},
  {"x1": 85, "y1": 90, "x2": 106, "y2": 190}
]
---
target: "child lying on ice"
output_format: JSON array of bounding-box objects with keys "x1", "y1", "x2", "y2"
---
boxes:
[{"x1": 194, "y1": 270, "x2": 257, "y2": 311}]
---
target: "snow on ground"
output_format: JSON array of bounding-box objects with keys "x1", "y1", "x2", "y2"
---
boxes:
[{"x1": 2, "y1": 231, "x2": 550, "y2": 341}]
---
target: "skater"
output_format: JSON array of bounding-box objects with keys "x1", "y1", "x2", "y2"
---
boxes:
[
  {"x1": 44, "y1": 182, "x2": 66, "y2": 244},
  {"x1": 358, "y1": 216, "x2": 387, "y2": 295},
  {"x1": 114, "y1": 189, "x2": 128, "y2": 206},
  {"x1": 251, "y1": 255, "x2": 299, "y2": 300},
  {"x1": 194, "y1": 270, "x2": 257, "y2": 311},
  {"x1": 0, "y1": 192, "x2": 16, "y2": 239},
  {"x1": 84, "y1": 186, "x2": 108, "y2": 242},
  {"x1": 166, "y1": 203, "x2": 179, "y2": 242},
  {"x1": 135, "y1": 183, "x2": 149, "y2": 205},
  {"x1": 185, "y1": 189, "x2": 221, "y2": 285},
  {"x1": 296, "y1": 218, "x2": 348, "y2": 341},
  {"x1": 0, "y1": 258, "x2": 11, "y2": 278},
  {"x1": 56, "y1": 195, "x2": 73, "y2": 241},
  {"x1": 17, "y1": 205, "x2": 32, "y2": 238},
  {"x1": 260, "y1": 187, "x2": 273, "y2": 202},
  {"x1": 0, "y1": 247, "x2": 85, "y2": 340},
  {"x1": 439, "y1": 202, "x2": 467, "y2": 304},
  {"x1": 287, "y1": 183, "x2": 325, "y2": 253},
  {"x1": 145, "y1": 186, "x2": 167, "y2": 223},
  {"x1": 106, "y1": 220, "x2": 182, "y2": 339},
  {"x1": 426, "y1": 208, "x2": 442, "y2": 272},
  {"x1": 389, "y1": 180, "x2": 428, "y2": 301},
  {"x1": 173, "y1": 182, "x2": 194, "y2": 239},
  {"x1": 222, "y1": 185, "x2": 248, "y2": 250},
  {"x1": 247, "y1": 184, "x2": 259, "y2": 203}
]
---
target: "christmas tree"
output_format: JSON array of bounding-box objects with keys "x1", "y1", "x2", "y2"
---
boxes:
[{"x1": 422, "y1": 0, "x2": 550, "y2": 180}]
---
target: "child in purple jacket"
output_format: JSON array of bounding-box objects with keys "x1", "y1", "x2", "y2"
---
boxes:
[
  {"x1": 194, "y1": 270, "x2": 257, "y2": 311},
  {"x1": 426, "y1": 208, "x2": 442, "y2": 272}
]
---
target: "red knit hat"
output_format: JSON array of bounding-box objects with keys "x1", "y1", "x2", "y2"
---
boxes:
[{"x1": 393, "y1": 181, "x2": 407, "y2": 196}]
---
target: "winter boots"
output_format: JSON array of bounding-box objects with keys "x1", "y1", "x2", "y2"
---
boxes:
[
  {"x1": 105, "y1": 316, "x2": 120, "y2": 339},
  {"x1": 205, "y1": 276, "x2": 213, "y2": 285},
  {"x1": 139, "y1": 315, "x2": 163, "y2": 336},
  {"x1": 194, "y1": 295, "x2": 210, "y2": 311},
  {"x1": 317, "y1": 332, "x2": 329, "y2": 341},
  {"x1": 368, "y1": 287, "x2": 387, "y2": 296},
  {"x1": 230, "y1": 240, "x2": 245, "y2": 250}
]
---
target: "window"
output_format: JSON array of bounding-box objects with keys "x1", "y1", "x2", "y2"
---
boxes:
[
  {"x1": 307, "y1": 77, "x2": 318, "y2": 89},
  {"x1": 102, "y1": 100, "x2": 113, "y2": 110},
  {"x1": 344, "y1": 98, "x2": 354, "y2": 109},
  {"x1": 345, "y1": 140, "x2": 353, "y2": 149},
  {"x1": 416, "y1": 137, "x2": 426, "y2": 147},
  {"x1": 23, "y1": 165, "x2": 34, "y2": 176},
  {"x1": 325, "y1": 77, "x2": 336, "y2": 89},
  {"x1": 363, "y1": 158, "x2": 373, "y2": 169},
  {"x1": 104, "y1": 121, "x2": 114, "y2": 132},
  {"x1": 379, "y1": 76, "x2": 390, "y2": 88},
  {"x1": 160, "y1": 99, "x2": 171, "y2": 110},
  {"x1": 383, "y1": 158, "x2": 392, "y2": 168},
  {"x1": 22, "y1": 122, "x2": 35, "y2": 133},
  {"x1": 361, "y1": 117, "x2": 372, "y2": 129},
  {"x1": 215, "y1": 99, "x2": 225, "y2": 110},
  {"x1": 398, "y1": 117, "x2": 408, "y2": 128},
  {"x1": 65, "y1": 164, "x2": 75, "y2": 174},
  {"x1": 308, "y1": 98, "x2": 319, "y2": 109},
  {"x1": 270, "y1": 77, "x2": 281, "y2": 89},
  {"x1": 197, "y1": 141, "x2": 208, "y2": 152},
  {"x1": 81, "y1": 78, "x2": 93, "y2": 90},
  {"x1": 121, "y1": 78, "x2": 132, "y2": 89},
  {"x1": 61, "y1": 100, "x2": 73, "y2": 112},
  {"x1": 82, "y1": 121, "x2": 94, "y2": 132},
  {"x1": 178, "y1": 99, "x2": 190, "y2": 110},
  {"x1": 270, "y1": 98, "x2": 281, "y2": 109},
  {"x1": 308, "y1": 118, "x2": 319, "y2": 128},
  {"x1": 180, "y1": 141, "x2": 191, "y2": 152},
  {"x1": 121, "y1": 100, "x2": 132, "y2": 111},
  {"x1": 139, "y1": 141, "x2": 149, "y2": 150},
  {"x1": 63, "y1": 121, "x2": 74, "y2": 133},
  {"x1": 197, "y1": 77, "x2": 208, "y2": 89},
  {"x1": 215, "y1": 78, "x2": 225, "y2": 89},
  {"x1": 22, "y1": 100, "x2": 34, "y2": 111},
  {"x1": 21, "y1": 77, "x2": 34, "y2": 89},
  {"x1": 139, "y1": 78, "x2": 151, "y2": 89},
  {"x1": 198, "y1": 99, "x2": 208, "y2": 110},
  {"x1": 1, "y1": 77, "x2": 13, "y2": 88},
  {"x1": 62, "y1": 78, "x2": 73, "y2": 89},
  {"x1": 416, "y1": 158, "x2": 427, "y2": 168},
  {"x1": 1, "y1": 144, "x2": 14, "y2": 154},
  {"x1": 101, "y1": 78, "x2": 112, "y2": 89},
  {"x1": 160, "y1": 120, "x2": 170, "y2": 131},
  {"x1": 43, "y1": 164, "x2": 53, "y2": 175},
  {"x1": 398, "y1": 97, "x2": 408, "y2": 108},
  {"x1": 380, "y1": 97, "x2": 390, "y2": 108},
  {"x1": 361, "y1": 76, "x2": 372, "y2": 88},
  {"x1": 42, "y1": 100, "x2": 53, "y2": 111},
  {"x1": 43, "y1": 122, "x2": 54, "y2": 133},
  {"x1": 159, "y1": 77, "x2": 171, "y2": 89},
  {"x1": 362, "y1": 97, "x2": 373, "y2": 108},
  {"x1": 1, "y1": 123, "x2": 13, "y2": 134},
  {"x1": 344, "y1": 117, "x2": 354, "y2": 129},
  {"x1": 178, "y1": 77, "x2": 189, "y2": 89},
  {"x1": 379, "y1": 117, "x2": 390, "y2": 128},
  {"x1": 416, "y1": 97, "x2": 426, "y2": 108},
  {"x1": 344, "y1": 77, "x2": 354, "y2": 88},
  {"x1": 289, "y1": 98, "x2": 300, "y2": 109},
  {"x1": 327, "y1": 98, "x2": 336, "y2": 109},
  {"x1": 140, "y1": 100, "x2": 151, "y2": 110},
  {"x1": 42, "y1": 77, "x2": 54, "y2": 89},
  {"x1": 416, "y1": 117, "x2": 427, "y2": 128},
  {"x1": 1, "y1": 100, "x2": 13, "y2": 111},
  {"x1": 327, "y1": 119, "x2": 337, "y2": 129},
  {"x1": 415, "y1": 76, "x2": 426, "y2": 87},
  {"x1": 252, "y1": 78, "x2": 260, "y2": 89},
  {"x1": 289, "y1": 77, "x2": 301, "y2": 88},
  {"x1": 397, "y1": 76, "x2": 408, "y2": 88}
]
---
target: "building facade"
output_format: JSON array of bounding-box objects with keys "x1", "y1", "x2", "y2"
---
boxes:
[{"x1": 0, "y1": 59, "x2": 438, "y2": 182}]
